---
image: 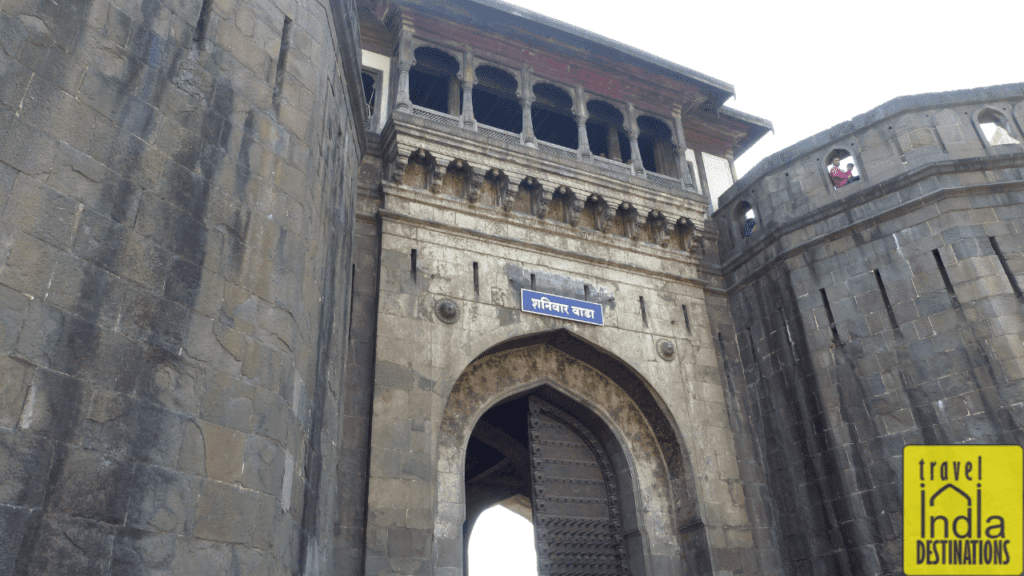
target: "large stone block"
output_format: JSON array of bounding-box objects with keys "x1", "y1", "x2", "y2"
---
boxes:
[{"x1": 192, "y1": 480, "x2": 258, "y2": 545}]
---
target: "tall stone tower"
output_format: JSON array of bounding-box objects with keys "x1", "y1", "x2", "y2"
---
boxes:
[
  {"x1": 712, "y1": 84, "x2": 1024, "y2": 574},
  {"x1": 0, "y1": 0, "x2": 366, "y2": 573}
]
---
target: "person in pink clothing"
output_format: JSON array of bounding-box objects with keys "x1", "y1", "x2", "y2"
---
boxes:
[{"x1": 829, "y1": 158, "x2": 860, "y2": 188}]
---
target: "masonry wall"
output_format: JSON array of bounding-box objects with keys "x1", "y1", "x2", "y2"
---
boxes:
[
  {"x1": 0, "y1": 0, "x2": 364, "y2": 574},
  {"x1": 714, "y1": 85, "x2": 1024, "y2": 575},
  {"x1": 334, "y1": 131, "x2": 385, "y2": 574},
  {"x1": 348, "y1": 100, "x2": 791, "y2": 575}
]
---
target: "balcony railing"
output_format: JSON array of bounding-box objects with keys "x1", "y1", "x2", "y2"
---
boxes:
[
  {"x1": 593, "y1": 154, "x2": 635, "y2": 176},
  {"x1": 411, "y1": 105, "x2": 462, "y2": 128},
  {"x1": 646, "y1": 172, "x2": 680, "y2": 188},
  {"x1": 406, "y1": 105, "x2": 685, "y2": 191},
  {"x1": 478, "y1": 123, "x2": 524, "y2": 145},
  {"x1": 537, "y1": 140, "x2": 581, "y2": 161}
]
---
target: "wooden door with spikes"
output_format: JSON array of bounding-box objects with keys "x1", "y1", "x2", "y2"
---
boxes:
[{"x1": 527, "y1": 396, "x2": 630, "y2": 576}]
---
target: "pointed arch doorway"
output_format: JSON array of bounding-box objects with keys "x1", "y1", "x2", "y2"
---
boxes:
[
  {"x1": 437, "y1": 330, "x2": 713, "y2": 576},
  {"x1": 465, "y1": 389, "x2": 633, "y2": 575}
]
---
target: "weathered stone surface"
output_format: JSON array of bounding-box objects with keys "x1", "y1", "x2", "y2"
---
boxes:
[
  {"x1": 1, "y1": 0, "x2": 1018, "y2": 574},
  {"x1": 715, "y1": 85, "x2": 1024, "y2": 575},
  {"x1": 0, "y1": 0, "x2": 363, "y2": 572},
  {"x1": 193, "y1": 480, "x2": 258, "y2": 545}
]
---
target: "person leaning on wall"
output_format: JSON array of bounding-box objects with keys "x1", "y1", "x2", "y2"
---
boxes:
[{"x1": 829, "y1": 157, "x2": 860, "y2": 188}]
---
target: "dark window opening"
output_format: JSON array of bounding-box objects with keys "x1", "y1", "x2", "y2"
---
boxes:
[
  {"x1": 637, "y1": 115, "x2": 675, "y2": 176},
  {"x1": 586, "y1": 100, "x2": 628, "y2": 162},
  {"x1": 473, "y1": 65, "x2": 521, "y2": 133},
  {"x1": 532, "y1": 106, "x2": 577, "y2": 148},
  {"x1": 639, "y1": 296, "x2": 648, "y2": 327},
  {"x1": 586, "y1": 122, "x2": 609, "y2": 156},
  {"x1": 473, "y1": 262, "x2": 480, "y2": 296},
  {"x1": 409, "y1": 69, "x2": 452, "y2": 113},
  {"x1": 411, "y1": 249, "x2": 417, "y2": 282},
  {"x1": 532, "y1": 84, "x2": 576, "y2": 149},
  {"x1": 361, "y1": 72, "x2": 376, "y2": 120},
  {"x1": 681, "y1": 304, "x2": 690, "y2": 333},
  {"x1": 638, "y1": 136, "x2": 657, "y2": 172},
  {"x1": 410, "y1": 47, "x2": 459, "y2": 114}
]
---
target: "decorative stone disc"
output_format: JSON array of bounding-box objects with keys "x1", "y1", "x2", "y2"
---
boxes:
[
  {"x1": 656, "y1": 339, "x2": 676, "y2": 361},
  {"x1": 434, "y1": 298, "x2": 460, "y2": 324}
]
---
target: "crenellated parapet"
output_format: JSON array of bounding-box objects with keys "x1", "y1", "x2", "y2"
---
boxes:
[{"x1": 715, "y1": 83, "x2": 1024, "y2": 286}]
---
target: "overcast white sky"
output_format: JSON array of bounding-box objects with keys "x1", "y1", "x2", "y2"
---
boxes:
[{"x1": 467, "y1": 1, "x2": 1020, "y2": 572}]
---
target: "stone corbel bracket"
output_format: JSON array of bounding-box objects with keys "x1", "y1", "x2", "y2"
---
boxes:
[
  {"x1": 677, "y1": 217, "x2": 704, "y2": 254},
  {"x1": 619, "y1": 202, "x2": 642, "y2": 240},
  {"x1": 648, "y1": 209, "x2": 669, "y2": 246},
  {"x1": 590, "y1": 194, "x2": 616, "y2": 233},
  {"x1": 531, "y1": 182, "x2": 553, "y2": 219}
]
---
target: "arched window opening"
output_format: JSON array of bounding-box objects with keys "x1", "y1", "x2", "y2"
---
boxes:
[
  {"x1": 826, "y1": 149, "x2": 860, "y2": 189},
  {"x1": 361, "y1": 71, "x2": 377, "y2": 129},
  {"x1": 978, "y1": 109, "x2": 1022, "y2": 146},
  {"x1": 473, "y1": 65, "x2": 521, "y2": 133},
  {"x1": 637, "y1": 115, "x2": 676, "y2": 176},
  {"x1": 410, "y1": 46, "x2": 460, "y2": 114},
  {"x1": 468, "y1": 505, "x2": 537, "y2": 576},
  {"x1": 586, "y1": 100, "x2": 629, "y2": 162},
  {"x1": 737, "y1": 200, "x2": 756, "y2": 237},
  {"x1": 532, "y1": 83, "x2": 577, "y2": 149}
]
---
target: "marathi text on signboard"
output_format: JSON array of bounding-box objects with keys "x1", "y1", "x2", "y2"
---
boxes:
[{"x1": 521, "y1": 289, "x2": 603, "y2": 326}]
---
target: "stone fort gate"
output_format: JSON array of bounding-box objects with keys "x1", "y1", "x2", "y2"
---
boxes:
[
  {"x1": 7, "y1": 0, "x2": 1020, "y2": 574},
  {"x1": 431, "y1": 331, "x2": 703, "y2": 575},
  {"x1": 351, "y1": 1, "x2": 776, "y2": 574}
]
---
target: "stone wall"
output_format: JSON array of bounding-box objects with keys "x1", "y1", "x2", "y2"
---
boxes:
[
  {"x1": 714, "y1": 84, "x2": 1024, "y2": 575},
  {"x1": 0, "y1": 0, "x2": 364, "y2": 574},
  {"x1": 351, "y1": 101, "x2": 785, "y2": 575}
]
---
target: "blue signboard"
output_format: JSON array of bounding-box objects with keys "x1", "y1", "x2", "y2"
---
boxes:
[{"x1": 521, "y1": 289, "x2": 604, "y2": 326}]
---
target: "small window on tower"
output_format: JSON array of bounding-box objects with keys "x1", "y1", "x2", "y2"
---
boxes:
[
  {"x1": 977, "y1": 109, "x2": 1022, "y2": 147},
  {"x1": 826, "y1": 149, "x2": 861, "y2": 189}
]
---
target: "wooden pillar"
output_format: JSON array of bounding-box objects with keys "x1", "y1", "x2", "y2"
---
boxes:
[
  {"x1": 672, "y1": 112, "x2": 697, "y2": 192},
  {"x1": 519, "y1": 65, "x2": 535, "y2": 146},
  {"x1": 461, "y1": 51, "x2": 475, "y2": 129},
  {"x1": 395, "y1": 29, "x2": 414, "y2": 111},
  {"x1": 575, "y1": 86, "x2": 590, "y2": 159},
  {"x1": 626, "y1": 102, "x2": 643, "y2": 175},
  {"x1": 608, "y1": 127, "x2": 622, "y2": 161}
]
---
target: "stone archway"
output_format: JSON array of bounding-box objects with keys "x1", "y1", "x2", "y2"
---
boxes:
[{"x1": 435, "y1": 330, "x2": 713, "y2": 575}]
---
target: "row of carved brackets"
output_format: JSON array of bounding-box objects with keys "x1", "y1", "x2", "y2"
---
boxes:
[{"x1": 386, "y1": 146, "x2": 705, "y2": 255}]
